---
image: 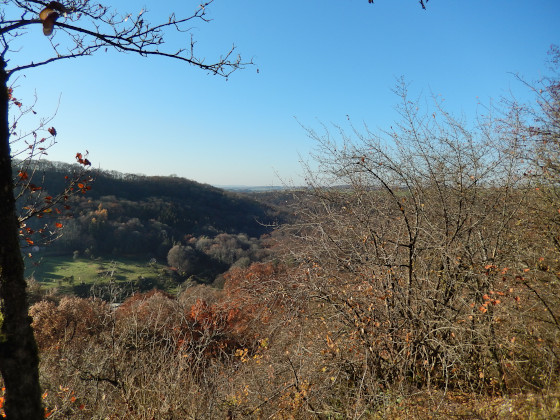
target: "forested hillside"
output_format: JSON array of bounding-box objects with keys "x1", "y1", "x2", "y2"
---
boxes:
[
  {"x1": 16, "y1": 161, "x2": 284, "y2": 245},
  {"x1": 15, "y1": 161, "x2": 288, "y2": 286}
]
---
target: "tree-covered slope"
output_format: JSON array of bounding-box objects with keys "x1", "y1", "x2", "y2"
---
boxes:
[{"x1": 14, "y1": 160, "x2": 286, "y2": 259}]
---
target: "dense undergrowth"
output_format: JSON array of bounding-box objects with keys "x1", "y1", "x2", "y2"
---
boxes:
[{"x1": 23, "y1": 256, "x2": 560, "y2": 418}]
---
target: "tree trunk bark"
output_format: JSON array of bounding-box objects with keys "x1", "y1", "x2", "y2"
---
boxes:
[{"x1": 0, "y1": 59, "x2": 43, "y2": 419}]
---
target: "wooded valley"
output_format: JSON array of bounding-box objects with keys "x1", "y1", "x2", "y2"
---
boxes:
[
  {"x1": 8, "y1": 62, "x2": 560, "y2": 418},
  {"x1": 1, "y1": 1, "x2": 557, "y2": 418}
]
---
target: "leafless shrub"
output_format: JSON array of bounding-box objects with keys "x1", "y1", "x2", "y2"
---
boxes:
[{"x1": 275, "y1": 77, "x2": 559, "y2": 415}]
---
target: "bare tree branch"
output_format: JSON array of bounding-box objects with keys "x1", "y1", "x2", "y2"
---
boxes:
[{"x1": 1, "y1": 0, "x2": 251, "y2": 79}]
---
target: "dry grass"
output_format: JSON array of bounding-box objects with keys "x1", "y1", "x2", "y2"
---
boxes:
[{"x1": 373, "y1": 390, "x2": 560, "y2": 420}]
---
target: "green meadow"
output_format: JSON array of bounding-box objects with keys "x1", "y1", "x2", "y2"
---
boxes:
[{"x1": 25, "y1": 256, "x2": 173, "y2": 296}]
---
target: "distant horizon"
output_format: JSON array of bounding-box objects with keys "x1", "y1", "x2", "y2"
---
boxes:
[{"x1": 13, "y1": 157, "x2": 298, "y2": 189}]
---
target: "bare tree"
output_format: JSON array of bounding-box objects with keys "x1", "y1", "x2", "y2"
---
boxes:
[
  {"x1": 281, "y1": 80, "x2": 531, "y2": 410},
  {"x1": 0, "y1": 1, "x2": 249, "y2": 418}
]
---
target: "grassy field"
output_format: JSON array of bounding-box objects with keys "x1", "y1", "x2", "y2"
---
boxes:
[{"x1": 25, "y1": 256, "x2": 174, "y2": 297}]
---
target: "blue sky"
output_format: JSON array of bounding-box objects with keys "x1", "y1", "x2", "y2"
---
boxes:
[{"x1": 7, "y1": 0, "x2": 560, "y2": 186}]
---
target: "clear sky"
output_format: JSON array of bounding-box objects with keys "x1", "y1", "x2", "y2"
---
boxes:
[{"x1": 7, "y1": 0, "x2": 560, "y2": 186}]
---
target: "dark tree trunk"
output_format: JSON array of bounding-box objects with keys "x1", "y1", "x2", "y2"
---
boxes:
[{"x1": 0, "y1": 59, "x2": 43, "y2": 418}]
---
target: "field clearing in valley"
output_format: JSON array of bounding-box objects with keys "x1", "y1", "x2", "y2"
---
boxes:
[{"x1": 25, "y1": 256, "x2": 172, "y2": 296}]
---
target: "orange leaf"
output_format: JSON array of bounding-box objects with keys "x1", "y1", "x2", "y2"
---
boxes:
[{"x1": 55, "y1": 223, "x2": 63, "y2": 228}]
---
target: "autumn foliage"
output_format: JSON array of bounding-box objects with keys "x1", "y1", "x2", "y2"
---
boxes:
[
  {"x1": 24, "y1": 48, "x2": 560, "y2": 419},
  {"x1": 10, "y1": 89, "x2": 94, "y2": 251},
  {"x1": 27, "y1": 263, "x2": 286, "y2": 417}
]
